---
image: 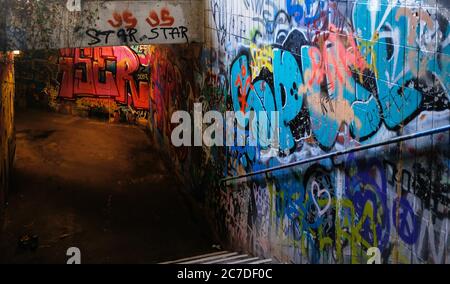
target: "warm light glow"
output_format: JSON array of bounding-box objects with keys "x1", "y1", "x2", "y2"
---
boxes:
[{"x1": 13, "y1": 50, "x2": 21, "y2": 55}]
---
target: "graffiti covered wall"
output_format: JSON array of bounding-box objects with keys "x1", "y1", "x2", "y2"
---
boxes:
[
  {"x1": 1, "y1": 0, "x2": 204, "y2": 51},
  {"x1": 0, "y1": 52, "x2": 15, "y2": 218},
  {"x1": 14, "y1": 43, "x2": 205, "y2": 186},
  {"x1": 58, "y1": 46, "x2": 153, "y2": 124},
  {"x1": 5, "y1": 0, "x2": 450, "y2": 264},
  {"x1": 15, "y1": 47, "x2": 148, "y2": 124},
  {"x1": 145, "y1": 44, "x2": 210, "y2": 192},
  {"x1": 203, "y1": 0, "x2": 450, "y2": 263},
  {"x1": 15, "y1": 45, "x2": 196, "y2": 124}
]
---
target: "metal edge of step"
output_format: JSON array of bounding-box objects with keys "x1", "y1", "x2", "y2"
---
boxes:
[
  {"x1": 248, "y1": 259, "x2": 273, "y2": 265},
  {"x1": 159, "y1": 251, "x2": 230, "y2": 264},
  {"x1": 204, "y1": 254, "x2": 250, "y2": 264},
  {"x1": 180, "y1": 252, "x2": 239, "y2": 264},
  {"x1": 161, "y1": 252, "x2": 274, "y2": 265},
  {"x1": 226, "y1": 257, "x2": 261, "y2": 264}
]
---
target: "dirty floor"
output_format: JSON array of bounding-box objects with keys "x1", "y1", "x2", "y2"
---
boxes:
[{"x1": 0, "y1": 109, "x2": 215, "y2": 264}]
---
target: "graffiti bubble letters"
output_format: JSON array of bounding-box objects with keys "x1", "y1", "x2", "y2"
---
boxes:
[
  {"x1": 146, "y1": 8, "x2": 175, "y2": 27},
  {"x1": 108, "y1": 10, "x2": 138, "y2": 29},
  {"x1": 58, "y1": 47, "x2": 150, "y2": 110}
]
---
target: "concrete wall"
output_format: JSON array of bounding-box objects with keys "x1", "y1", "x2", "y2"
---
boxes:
[
  {"x1": 202, "y1": 0, "x2": 449, "y2": 263},
  {"x1": 1, "y1": 0, "x2": 204, "y2": 51},
  {"x1": 0, "y1": 52, "x2": 15, "y2": 220}
]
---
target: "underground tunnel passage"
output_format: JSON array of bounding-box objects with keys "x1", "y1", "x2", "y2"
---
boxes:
[
  {"x1": 0, "y1": 45, "x2": 218, "y2": 264},
  {"x1": 0, "y1": 0, "x2": 449, "y2": 266}
]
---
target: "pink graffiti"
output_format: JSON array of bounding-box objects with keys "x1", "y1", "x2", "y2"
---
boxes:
[{"x1": 308, "y1": 24, "x2": 368, "y2": 89}]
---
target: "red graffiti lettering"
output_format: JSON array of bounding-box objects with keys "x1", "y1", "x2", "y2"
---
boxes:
[
  {"x1": 234, "y1": 65, "x2": 254, "y2": 112},
  {"x1": 108, "y1": 10, "x2": 137, "y2": 29},
  {"x1": 146, "y1": 8, "x2": 175, "y2": 27},
  {"x1": 58, "y1": 47, "x2": 150, "y2": 110}
]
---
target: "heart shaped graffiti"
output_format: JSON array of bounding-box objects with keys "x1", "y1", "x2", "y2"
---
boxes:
[{"x1": 310, "y1": 181, "x2": 332, "y2": 217}]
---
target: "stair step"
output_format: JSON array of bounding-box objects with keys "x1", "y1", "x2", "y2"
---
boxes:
[
  {"x1": 161, "y1": 252, "x2": 273, "y2": 264},
  {"x1": 159, "y1": 251, "x2": 230, "y2": 264}
]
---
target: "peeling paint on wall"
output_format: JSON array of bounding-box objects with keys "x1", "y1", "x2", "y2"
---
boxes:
[{"x1": 1, "y1": 0, "x2": 204, "y2": 51}]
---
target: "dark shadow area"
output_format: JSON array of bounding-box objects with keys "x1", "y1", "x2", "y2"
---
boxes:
[{"x1": 0, "y1": 108, "x2": 215, "y2": 264}]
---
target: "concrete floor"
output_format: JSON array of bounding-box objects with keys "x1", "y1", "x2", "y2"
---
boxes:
[{"x1": 0, "y1": 109, "x2": 215, "y2": 264}]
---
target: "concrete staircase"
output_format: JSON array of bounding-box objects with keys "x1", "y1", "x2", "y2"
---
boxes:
[{"x1": 160, "y1": 251, "x2": 273, "y2": 264}]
